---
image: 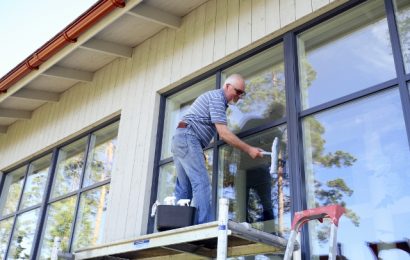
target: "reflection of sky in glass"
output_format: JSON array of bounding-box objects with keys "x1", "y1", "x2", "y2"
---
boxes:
[
  {"x1": 303, "y1": 89, "x2": 410, "y2": 259},
  {"x1": 298, "y1": 0, "x2": 396, "y2": 109}
]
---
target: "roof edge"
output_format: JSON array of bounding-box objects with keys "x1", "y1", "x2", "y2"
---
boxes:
[{"x1": 0, "y1": 0, "x2": 125, "y2": 93}]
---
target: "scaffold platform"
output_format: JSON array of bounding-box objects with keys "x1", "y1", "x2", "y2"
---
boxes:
[{"x1": 74, "y1": 220, "x2": 290, "y2": 259}]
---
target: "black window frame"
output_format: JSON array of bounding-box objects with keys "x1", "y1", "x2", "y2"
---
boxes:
[
  {"x1": 0, "y1": 116, "x2": 120, "y2": 259},
  {"x1": 150, "y1": 0, "x2": 410, "y2": 258}
]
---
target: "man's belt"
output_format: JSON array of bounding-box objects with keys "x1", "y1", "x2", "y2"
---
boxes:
[{"x1": 177, "y1": 121, "x2": 188, "y2": 128}]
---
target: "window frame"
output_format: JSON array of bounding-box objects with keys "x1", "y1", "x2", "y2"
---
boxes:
[{"x1": 0, "y1": 116, "x2": 120, "y2": 259}]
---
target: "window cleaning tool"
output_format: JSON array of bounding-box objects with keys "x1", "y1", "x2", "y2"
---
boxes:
[
  {"x1": 260, "y1": 137, "x2": 278, "y2": 174},
  {"x1": 284, "y1": 204, "x2": 346, "y2": 260}
]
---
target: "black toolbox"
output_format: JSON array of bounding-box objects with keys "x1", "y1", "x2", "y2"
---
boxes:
[{"x1": 156, "y1": 205, "x2": 196, "y2": 231}]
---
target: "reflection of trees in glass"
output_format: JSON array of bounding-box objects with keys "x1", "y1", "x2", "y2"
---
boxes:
[
  {"x1": 302, "y1": 89, "x2": 359, "y2": 243},
  {"x1": 0, "y1": 218, "x2": 13, "y2": 260},
  {"x1": 39, "y1": 197, "x2": 76, "y2": 260},
  {"x1": 84, "y1": 135, "x2": 117, "y2": 187},
  {"x1": 304, "y1": 116, "x2": 359, "y2": 243},
  {"x1": 394, "y1": 0, "x2": 410, "y2": 68},
  {"x1": 227, "y1": 68, "x2": 286, "y2": 131},
  {"x1": 0, "y1": 168, "x2": 25, "y2": 216},
  {"x1": 8, "y1": 209, "x2": 39, "y2": 260},
  {"x1": 20, "y1": 166, "x2": 49, "y2": 209},
  {"x1": 53, "y1": 153, "x2": 84, "y2": 198},
  {"x1": 73, "y1": 186, "x2": 109, "y2": 250}
]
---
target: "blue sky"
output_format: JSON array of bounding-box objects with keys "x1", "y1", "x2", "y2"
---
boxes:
[{"x1": 0, "y1": 0, "x2": 97, "y2": 79}]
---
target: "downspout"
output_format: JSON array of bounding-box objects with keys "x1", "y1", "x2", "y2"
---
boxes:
[{"x1": 0, "y1": 0, "x2": 125, "y2": 93}]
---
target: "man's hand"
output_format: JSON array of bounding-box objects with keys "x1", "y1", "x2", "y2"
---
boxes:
[{"x1": 247, "y1": 146, "x2": 264, "y2": 159}]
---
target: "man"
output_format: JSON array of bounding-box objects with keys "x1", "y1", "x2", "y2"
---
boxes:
[{"x1": 171, "y1": 74, "x2": 263, "y2": 224}]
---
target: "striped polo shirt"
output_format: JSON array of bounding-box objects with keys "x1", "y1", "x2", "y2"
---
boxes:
[{"x1": 183, "y1": 89, "x2": 228, "y2": 148}]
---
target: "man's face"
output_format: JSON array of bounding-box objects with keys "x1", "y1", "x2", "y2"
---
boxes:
[{"x1": 225, "y1": 81, "x2": 246, "y2": 104}]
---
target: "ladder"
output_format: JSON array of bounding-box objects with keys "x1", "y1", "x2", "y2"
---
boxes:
[{"x1": 283, "y1": 204, "x2": 345, "y2": 260}]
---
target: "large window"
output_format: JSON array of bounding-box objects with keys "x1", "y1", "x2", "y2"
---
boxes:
[
  {"x1": 0, "y1": 120, "x2": 119, "y2": 260},
  {"x1": 0, "y1": 156, "x2": 51, "y2": 260},
  {"x1": 298, "y1": 0, "x2": 396, "y2": 109},
  {"x1": 302, "y1": 89, "x2": 410, "y2": 259},
  {"x1": 297, "y1": 0, "x2": 410, "y2": 259},
  {"x1": 154, "y1": 0, "x2": 410, "y2": 259}
]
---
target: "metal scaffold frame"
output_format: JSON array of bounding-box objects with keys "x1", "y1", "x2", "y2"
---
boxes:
[{"x1": 74, "y1": 198, "x2": 293, "y2": 260}]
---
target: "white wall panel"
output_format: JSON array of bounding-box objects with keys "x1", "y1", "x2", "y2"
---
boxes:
[
  {"x1": 266, "y1": 0, "x2": 281, "y2": 34},
  {"x1": 252, "y1": 0, "x2": 266, "y2": 41},
  {"x1": 238, "y1": 0, "x2": 252, "y2": 48},
  {"x1": 280, "y1": 0, "x2": 296, "y2": 27},
  {"x1": 225, "y1": 0, "x2": 239, "y2": 55},
  {"x1": 192, "y1": 4, "x2": 206, "y2": 72},
  {"x1": 214, "y1": 0, "x2": 228, "y2": 61},
  {"x1": 0, "y1": 0, "x2": 348, "y2": 246},
  {"x1": 312, "y1": 0, "x2": 330, "y2": 11},
  {"x1": 296, "y1": 0, "x2": 313, "y2": 19},
  {"x1": 202, "y1": 0, "x2": 217, "y2": 67}
]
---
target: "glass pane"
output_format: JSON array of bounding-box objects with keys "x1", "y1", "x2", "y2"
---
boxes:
[
  {"x1": 156, "y1": 149, "x2": 213, "y2": 204},
  {"x1": 394, "y1": 0, "x2": 410, "y2": 73},
  {"x1": 20, "y1": 154, "x2": 52, "y2": 209},
  {"x1": 83, "y1": 122, "x2": 119, "y2": 187},
  {"x1": 218, "y1": 126, "x2": 290, "y2": 236},
  {"x1": 7, "y1": 209, "x2": 39, "y2": 260},
  {"x1": 302, "y1": 89, "x2": 410, "y2": 259},
  {"x1": 51, "y1": 138, "x2": 87, "y2": 198},
  {"x1": 298, "y1": 0, "x2": 396, "y2": 109},
  {"x1": 0, "y1": 167, "x2": 26, "y2": 217},
  {"x1": 72, "y1": 185, "x2": 110, "y2": 250},
  {"x1": 38, "y1": 196, "x2": 76, "y2": 260},
  {"x1": 222, "y1": 45, "x2": 286, "y2": 133},
  {"x1": 0, "y1": 218, "x2": 14, "y2": 260},
  {"x1": 161, "y1": 76, "x2": 216, "y2": 159}
]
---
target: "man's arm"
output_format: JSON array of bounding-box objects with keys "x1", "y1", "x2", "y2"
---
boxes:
[{"x1": 215, "y1": 123, "x2": 263, "y2": 159}]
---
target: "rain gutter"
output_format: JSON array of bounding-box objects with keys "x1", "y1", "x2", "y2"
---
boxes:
[{"x1": 0, "y1": 0, "x2": 126, "y2": 93}]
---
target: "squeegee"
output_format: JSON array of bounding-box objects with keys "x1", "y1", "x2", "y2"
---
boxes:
[{"x1": 260, "y1": 137, "x2": 278, "y2": 174}]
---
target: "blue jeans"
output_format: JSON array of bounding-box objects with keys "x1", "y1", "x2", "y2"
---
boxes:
[{"x1": 171, "y1": 127, "x2": 212, "y2": 224}]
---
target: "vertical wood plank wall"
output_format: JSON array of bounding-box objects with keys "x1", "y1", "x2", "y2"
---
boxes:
[{"x1": 0, "y1": 0, "x2": 344, "y2": 243}]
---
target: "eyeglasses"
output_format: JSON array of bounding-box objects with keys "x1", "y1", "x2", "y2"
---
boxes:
[{"x1": 227, "y1": 83, "x2": 246, "y2": 97}]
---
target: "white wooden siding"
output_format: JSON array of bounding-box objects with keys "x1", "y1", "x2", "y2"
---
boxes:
[{"x1": 0, "y1": 0, "x2": 348, "y2": 244}]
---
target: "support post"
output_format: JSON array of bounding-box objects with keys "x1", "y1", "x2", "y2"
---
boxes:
[{"x1": 217, "y1": 198, "x2": 229, "y2": 260}]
